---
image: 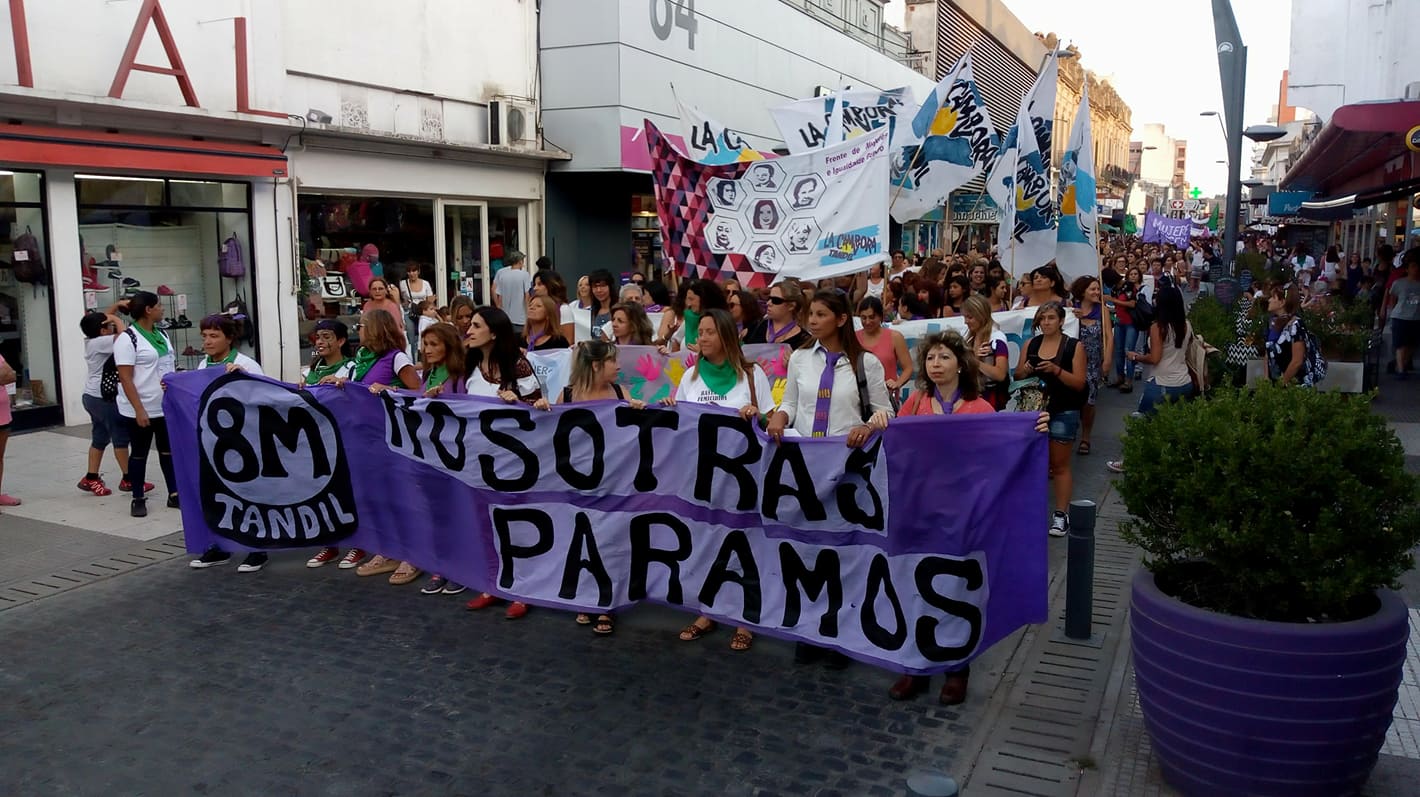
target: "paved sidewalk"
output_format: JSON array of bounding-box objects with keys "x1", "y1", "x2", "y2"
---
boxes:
[{"x1": 1082, "y1": 370, "x2": 1420, "y2": 797}]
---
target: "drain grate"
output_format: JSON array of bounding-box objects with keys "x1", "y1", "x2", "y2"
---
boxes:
[
  {"x1": 965, "y1": 488, "x2": 1143, "y2": 796},
  {"x1": 0, "y1": 533, "x2": 188, "y2": 611}
]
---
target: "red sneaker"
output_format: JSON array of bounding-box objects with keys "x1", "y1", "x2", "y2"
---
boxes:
[
  {"x1": 505, "y1": 601, "x2": 529, "y2": 620},
  {"x1": 306, "y1": 547, "x2": 340, "y2": 568},
  {"x1": 77, "y1": 477, "x2": 113, "y2": 497},
  {"x1": 336, "y1": 548, "x2": 367, "y2": 569},
  {"x1": 465, "y1": 593, "x2": 499, "y2": 611},
  {"x1": 118, "y1": 478, "x2": 155, "y2": 493}
]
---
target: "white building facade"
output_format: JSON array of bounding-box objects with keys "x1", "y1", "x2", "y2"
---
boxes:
[{"x1": 0, "y1": 0, "x2": 558, "y2": 430}]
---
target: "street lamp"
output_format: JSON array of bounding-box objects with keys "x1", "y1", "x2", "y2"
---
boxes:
[
  {"x1": 1200, "y1": 110, "x2": 1228, "y2": 142},
  {"x1": 1243, "y1": 124, "x2": 1287, "y2": 143}
]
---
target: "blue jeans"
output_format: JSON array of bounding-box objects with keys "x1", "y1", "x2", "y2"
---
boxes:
[
  {"x1": 1113, "y1": 325, "x2": 1139, "y2": 381},
  {"x1": 1137, "y1": 381, "x2": 1195, "y2": 416}
]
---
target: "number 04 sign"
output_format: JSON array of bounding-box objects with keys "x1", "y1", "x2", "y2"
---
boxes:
[{"x1": 650, "y1": 0, "x2": 699, "y2": 49}]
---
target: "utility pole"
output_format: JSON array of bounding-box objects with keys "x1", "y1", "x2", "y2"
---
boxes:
[{"x1": 1211, "y1": 0, "x2": 1246, "y2": 273}]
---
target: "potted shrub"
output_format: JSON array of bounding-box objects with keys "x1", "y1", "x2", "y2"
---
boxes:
[{"x1": 1118, "y1": 383, "x2": 1420, "y2": 797}]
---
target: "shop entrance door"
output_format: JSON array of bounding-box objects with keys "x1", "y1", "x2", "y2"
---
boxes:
[{"x1": 435, "y1": 201, "x2": 489, "y2": 305}]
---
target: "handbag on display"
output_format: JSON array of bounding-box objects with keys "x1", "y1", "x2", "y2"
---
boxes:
[
  {"x1": 1009, "y1": 377, "x2": 1048, "y2": 413},
  {"x1": 320, "y1": 275, "x2": 350, "y2": 301}
]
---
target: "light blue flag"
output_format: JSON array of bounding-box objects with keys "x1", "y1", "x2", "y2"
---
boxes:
[{"x1": 1055, "y1": 83, "x2": 1097, "y2": 283}]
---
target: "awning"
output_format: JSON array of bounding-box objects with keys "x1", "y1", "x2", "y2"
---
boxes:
[
  {"x1": 1280, "y1": 100, "x2": 1420, "y2": 199},
  {"x1": 0, "y1": 124, "x2": 288, "y2": 178}
]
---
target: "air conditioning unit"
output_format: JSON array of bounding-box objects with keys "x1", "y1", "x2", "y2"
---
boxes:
[
  {"x1": 1406, "y1": 81, "x2": 1420, "y2": 100},
  {"x1": 489, "y1": 99, "x2": 536, "y2": 148}
]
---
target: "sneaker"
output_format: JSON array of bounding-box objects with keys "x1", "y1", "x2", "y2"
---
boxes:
[
  {"x1": 130, "y1": 498, "x2": 147, "y2": 517},
  {"x1": 1049, "y1": 512, "x2": 1069, "y2": 538},
  {"x1": 156, "y1": 319, "x2": 174, "y2": 330},
  {"x1": 190, "y1": 546, "x2": 231, "y2": 568},
  {"x1": 237, "y1": 553, "x2": 268, "y2": 573},
  {"x1": 157, "y1": 284, "x2": 174, "y2": 296},
  {"x1": 0, "y1": 494, "x2": 21, "y2": 507},
  {"x1": 166, "y1": 493, "x2": 180, "y2": 509},
  {"x1": 306, "y1": 547, "x2": 340, "y2": 568},
  {"x1": 82, "y1": 277, "x2": 111, "y2": 293},
  {"x1": 118, "y1": 478, "x2": 155, "y2": 493},
  {"x1": 421, "y1": 575, "x2": 449, "y2": 594},
  {"x1": 441, "y1": 581, "x2": 467, "y2": 595},
  {"x1": 1106, "y1": 460, "x2": 1126, "y2": 474},
  {"x1": 77, "y1": 476, "x2": 113, "y2": 496},
  {"x1": 337, "y1": 549, "x2": 367, "y2": 569}
]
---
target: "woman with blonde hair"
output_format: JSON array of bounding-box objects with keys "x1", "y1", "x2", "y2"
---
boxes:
[
  {"x1": 961, "y1": 294, "x2": 1010, "y2": 409},
  {"x1": 523, "y1": 295, "x2": 570, "y2": 351}
]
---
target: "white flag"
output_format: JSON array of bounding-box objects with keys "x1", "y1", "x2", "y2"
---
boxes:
[
  {"x1": 676, "y1": 96, "x2": 765, "y2": 166},
  {"x1": 987, "y1": 52, "x2": 1060, "y2": 210},
  {"x1": 996, "y1": 98, "x2": 1057, "y2": 275},
  {"x1": 770, "y1": 88, "x2": 914, "y2": 154},
  {"x1": 1055, "y1": 83, "x2": 1098, "y2": 283}
]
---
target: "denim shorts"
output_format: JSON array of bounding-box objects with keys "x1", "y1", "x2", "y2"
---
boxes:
[
  {"x1": 83, "y1": 393, "x2": 129, "y2": 449},
  {"x1": 1048, "y1": 410, "x2": 1081, "y2": 444}
]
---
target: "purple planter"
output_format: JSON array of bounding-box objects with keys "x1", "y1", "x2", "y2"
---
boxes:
[{"x1": 1131, "y1": 569, "x2": 1409, "y2": 797}]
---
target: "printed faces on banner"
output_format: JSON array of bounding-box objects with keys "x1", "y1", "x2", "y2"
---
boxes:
[{"x1": 706, "y1": 161, "x2": 824, "y2": 269}]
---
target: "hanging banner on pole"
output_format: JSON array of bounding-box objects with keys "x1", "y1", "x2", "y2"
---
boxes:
[
  {"x1": 770, "y1": 87, "x2": 915, "y2": 154},
  {"x1": 165, "y1": 370, "x2": 1050, "y2": 675},
  {"x1": 993, "y1": 97, "x2": 1058, "y2": 275},
  {"x1": 647, "y1": 120, "x2": 891, "y2": 286},
  {"x1": 890, "y1": 52, "x2": 1002, "y2": 224},
  {"x1": 1055, "y1": 83, "x2": 1098, "y2": 284},
  {"x1": 676, "y1": 96, "x2": 767, "y2": 166}
]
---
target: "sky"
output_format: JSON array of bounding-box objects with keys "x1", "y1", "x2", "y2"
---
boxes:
[{"x1": 884, "y1": 0, "x2": 1292, "y2": 196}]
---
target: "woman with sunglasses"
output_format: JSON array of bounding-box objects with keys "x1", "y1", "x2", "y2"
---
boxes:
[
  {"x1": 743, "y1": 281, "x2": 810, "y2": 349},
  {"x1": 662, "y1": 309, "x2": 775, "y2": 651}
]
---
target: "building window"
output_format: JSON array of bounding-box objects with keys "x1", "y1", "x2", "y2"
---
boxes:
[{"x1": 0, "y1": 170, "x2": 58, "y2": 426}]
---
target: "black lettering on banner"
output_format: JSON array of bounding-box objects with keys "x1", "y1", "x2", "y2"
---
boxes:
[
  {"x1": 616, "y1": 406, "x2": 679, "y2": 492},
  {"x1": 778, "y1": 543, "x2": 843, "y2": 638},
  {"x1": 914, "y1": 557, "x2": 985, "y2": 663},
  {"x1": 382, "y1": 394, "x2": 425, "y2": 460},
  {"x1": 861, "y1": 553, "x2": 908, "y2": 652},
  {"x1": 493, "y1": 506, "x2": 555, "y2": 590},
  {"x1": 762, "y1": 442, "x2": 826, "y2": 523},
  {"x1": 835, "y1": 437, "x2": 885, "y2": 532},
  {"x1": 382, "y1": 392, "x2": 404, "y2": 448},
  {"x1": 206, "y1": 397, "x2": 259, "y2": 482},
  {"x1": 257, "y1": 405, "x2": 331, "y2": 479},
  {"x1": 693, "y1": 414, "x2": 760, "y2": 511},
  {"x1": 426, "y1": 400, "x2": 468, "y2": 471},
  {"x1": 554, "y1": 408, "x2": 605, "y2": 490},
  {"x1": 628, "y1": 512, "x2": 692, "y2": 604},
  {"x1": 560, "y1": 512, "x2": 613, "y2": 607},
  {"x1": 697, "y1": 529, "x2": 763, "y2": 624},
  {"x1": 479, "y1": 409, "x2": 539, "y2": 491}
]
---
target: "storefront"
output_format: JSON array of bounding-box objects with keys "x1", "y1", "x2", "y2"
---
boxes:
[
  {"x1": 540, "y1": 0, "x2": 934, "y2": 282},
  {"x1": 945, "y1": 193, "x2": 1000, "y2": 256}
]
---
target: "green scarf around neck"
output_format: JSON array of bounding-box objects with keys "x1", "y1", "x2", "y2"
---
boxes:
[
  {"x1": 683, "y1": 308, "x2": 702, "y2": 345},
  {"x1": 424, "y1": 364, "x2": 449, "y2": 390},
  {"x1": 352, "y1": 347, "x2": 381, "y2": 381},
  {"x1": 306, "y1": 357, "x2": 351, "y2": 385},
  {"x1": 134, "y1": 324, "x2": 169, "y2": 357},
  {"x1": 204, "y1": 349, "x2": 237, "y2": 368},
  {"x1": 696, "y1": 356, "x2": 739, "y2": 397}
]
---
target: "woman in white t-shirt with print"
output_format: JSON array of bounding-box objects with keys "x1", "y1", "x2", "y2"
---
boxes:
[
  {"x1": 113, "y1": 291, "x2": 178, "y2": 519},
  {"x1": 663, "y1": 308, "x2": 776, "y2": 652}
]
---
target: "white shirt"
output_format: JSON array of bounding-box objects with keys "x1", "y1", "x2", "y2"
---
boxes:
[
  {"x1": 675, "y1": 362, "x2": 776, "y2": 415},
  {"x1": 493, "y1": 268, "x2": 533, "y2": 324},
  {"x1": 84, "y1": 335, "x2": 116, "y2": 398},
  {"x1": 401, "y1": 278, "x2": 434, "y2": 305},
  {"x1": 780, "y1": 343, "x2": 894, "y2": 437},
  {"x1": 113, "y1": 327, "x2": 176, "y2": 418},
  {"x1": 465, "y1": 359, "x2": 540, "y2": 399},
  {"x1": 417, "y1": 315, "x2": 437, "y2": 337},
  {"x1": 204, "y1": 352, "x2": 264, "y2": 376}
]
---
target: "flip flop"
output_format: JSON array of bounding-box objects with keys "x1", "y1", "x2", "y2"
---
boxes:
[
  {"x1": 593, "y1": 615, "x2": 615, "y2": 635},
  {"x1": 1077, "y1": 440, "x2": 1092, "y2": 455},
  {"x1": 678, "y1": 620, "x2": 717, "y2": 641}
]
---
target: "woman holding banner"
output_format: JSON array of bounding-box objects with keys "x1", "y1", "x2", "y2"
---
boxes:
[
  {"x1": 1016, "y1": 303, "x2": 1087, "y2": 538},
  {"x1": 532, "y1": 341, "x2": 647, "y2": 634},
  {"x1": 464, "y1": 306, "x2": 544, "y2": 619},
  {"x1": 744, "y1": 281, "x2": 810, "y2": 349},
  {"x1": 766, "y1": 290, "x2": 894, "y2": 670},
  {"x1": 662, "y1": 309, "x2": 776, "y2": 651}
]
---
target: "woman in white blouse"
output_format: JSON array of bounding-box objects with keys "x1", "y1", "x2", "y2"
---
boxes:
[
  {"x1": 765, "y1": 289, "x2": 894, "y2": 670},
  {"x1": 662, "y1": 308, "x2": 776, "y2": 652}
]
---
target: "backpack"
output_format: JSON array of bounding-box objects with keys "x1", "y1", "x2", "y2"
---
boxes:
[
  {"x1": 100, "y1": 355, "x2": 120, "y2": 402},
  {"x1": 224, "y1": 297, "x2": 254, "y2": 344},
  {"x1": 346, "y1": 258, "x2": 374, "y2": 297},
  {"x1": 219, "y1": 233, "x2": 246, "y2": 278},
  {"x1": 1299, "y1": 320, "x2": 1328, "y2": 387},
  {"x1": 1131, "y1": 292, "x2": 1156, "y2": 330},
  {"x1": 11, "y1": 226, "x2": 47, "y2": 284},
  {"x1": 1184, "y1": 326, "x2": 1218, "y2": 394}
]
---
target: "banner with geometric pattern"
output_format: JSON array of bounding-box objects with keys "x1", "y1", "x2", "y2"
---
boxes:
[{"x1": 646, "y1": 120, "x2": 891, "y2": 287}]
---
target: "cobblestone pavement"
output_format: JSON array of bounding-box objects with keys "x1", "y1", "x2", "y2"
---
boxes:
[{"x1": 2, "y1": 557, "x2": 984, "y2": 797}]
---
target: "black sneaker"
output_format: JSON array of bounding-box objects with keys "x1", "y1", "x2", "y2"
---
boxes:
[
  {"x1": 421, "y1": 575, "x2": 449, "y2": 594},
  {"x1": 1049, "y1": 511, "x2": 1070, "y2": 538},
  {"x1": 166, "y1": 493, "x2": 180, "y2": 509},
  {"x1": 190, "y1": 546, "x2": 231, "y2": 569},
  {"x1": 237, "y1": 553, "x2": 268, "y2": 573},
  {"x1": 130, "y1": 498, "x2": 147, "y2": 518}
]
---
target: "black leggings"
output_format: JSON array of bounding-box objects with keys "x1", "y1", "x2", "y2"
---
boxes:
[{"x1": 124, "y1": 415, "x2": 176, "y2": 502}]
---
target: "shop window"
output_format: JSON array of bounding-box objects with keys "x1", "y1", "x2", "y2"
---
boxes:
[
  {"x1": 77, "y1": 178, "x2": 257, "y2": 374},
  {"x1": 0, "y1": 170, "x2": 60, "y2": 428}
]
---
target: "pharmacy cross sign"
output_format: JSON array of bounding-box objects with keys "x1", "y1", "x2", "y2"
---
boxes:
[{"x1": 1189, "y1": 187, "x2": 1203, "y2": 199}]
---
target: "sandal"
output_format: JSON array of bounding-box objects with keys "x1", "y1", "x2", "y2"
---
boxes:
[
  {"x1": 593, "y1": 615, "x2": 614, "y2": 635},
  {"x1": 678, "y1": 619, "x2": 717, "y2": 641},
  {"x1": 730, "y1": 630, "x2": 754, "y2": 652},
  {"x1": 1077, "y1": 440, "x2": 1091, "y2": 455},
  {"x1": 575, "y1": 613, "x2": 593, "y2": 625}
]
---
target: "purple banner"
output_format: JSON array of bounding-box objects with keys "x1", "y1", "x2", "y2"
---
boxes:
[
  {"x1": 164, "y1": 369, "x2": 1048, "y2": 674},
  {"x1": 1142, "y1": 210, "x2": 1192, "y2": 248}
]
